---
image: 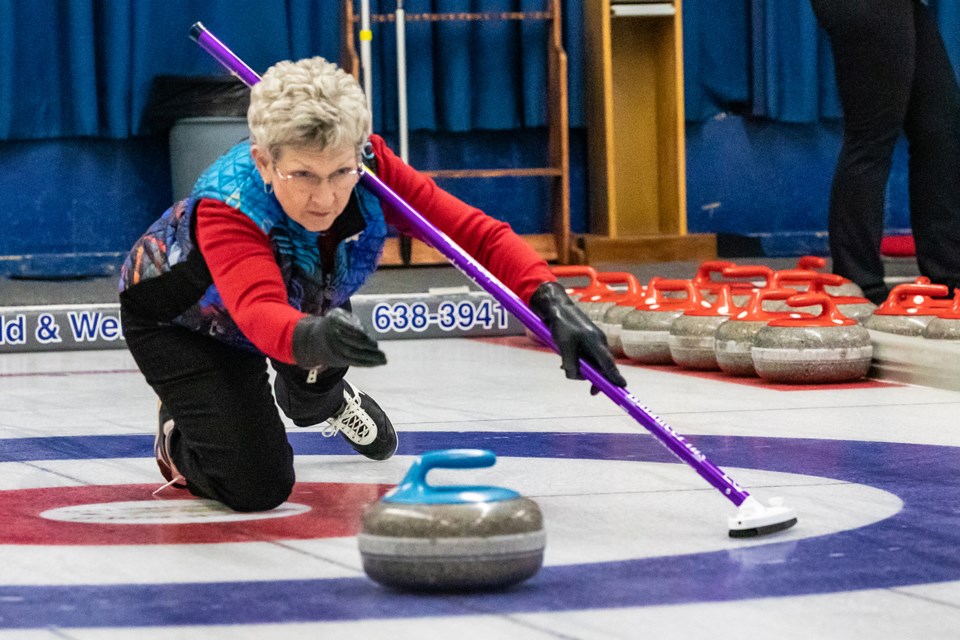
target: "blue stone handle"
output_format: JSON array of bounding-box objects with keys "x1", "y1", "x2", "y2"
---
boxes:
[
  {"x1": 420, "y1": 448, "x2": 495, "y2": 472},
  {"x1": 383, "y1": 449, "x2": 520, "y2": 505}
]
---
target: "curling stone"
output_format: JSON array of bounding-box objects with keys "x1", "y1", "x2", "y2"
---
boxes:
[
  {"x1": 596, "y1": 277, "x2": 657, "y2": 357},
  {"x1": 796, "y1": 255, "x2": 864, "y2": 298},
  {"x1": 693, "y1": 260, "x2": 757, "y2": 306},
  {"x1": 770, "y1": 270, "x2": 875, "y2": 321},
  {"x1": 620, "y1": 280, "x2": 709, "y2": 364},
  {"x1": 550, "y1": 265, "x2": 605, "y2": 306},
  {"x1": 717, "y1": 263, "x2": 777, "y2": 309},
  {"x1": 585, "y1": 272, "x2": 643, "y2": 323},
  {"x1": 863, "y1": 283, "x2": 951, "y2": 336},
  {"x1": 766, "y1": 269, "x2": 820, "y2": 311},
  {"x1": 801, "y1": 273, "x2": 876, "y2": 322},
  {"x1": 358, "y1": 449, "x2": 545, "y2": 592},
  {"x1": 809, "y1": 273, "x2": 875, "y2": 322},
  {"x1": 668, "y1": 285, "x2": 740, "y2": 370},
  {"x1": 923, "y1": 290, "x2": 960, "y2": 339},
  {"x1": 715, "y1": 288, "x2": 806, "y2": 377},
  {"x1": 722, "y1": 264, "x2": 775, "y2": 289},
  {"x1": 752, "y1": 293, "x2": 873, "y2": 384}
]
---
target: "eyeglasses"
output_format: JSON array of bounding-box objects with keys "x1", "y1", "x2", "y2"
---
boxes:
[{"x1": 272, "y1": 164, "x2": 362, "y2": 194}]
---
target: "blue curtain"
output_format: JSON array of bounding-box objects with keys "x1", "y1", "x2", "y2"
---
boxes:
[
  {"x1": 0, "y1": 0, "x2": 349, "y2": 140},
  {"x1": 362, "y1": 0, "x2": 553, "y2": 132},
  {"x1": 0, "y1": 0, "x2": 575, "y2": 140},
  {"x1": 682, "y1": 0, "x2": 751, "y2": 121},
  {"x1": 5, "y1": 0, "x2": 960, "y2": 140}
]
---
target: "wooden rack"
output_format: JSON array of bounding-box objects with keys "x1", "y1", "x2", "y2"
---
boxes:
[
  {"x1": 583, "y1": 0, "x2": 715, "y2": 263},
  {"x1": 341, "y1": 0, "x2": 572, "y2": 265}
]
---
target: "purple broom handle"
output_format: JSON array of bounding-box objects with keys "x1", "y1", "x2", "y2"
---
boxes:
[
  {"x1": 190, "y1": 22, "x2": 262, "y2": 87},
  {"x1": 361, "y1": 170, "x2": 749, "y2": 506},
  {"x1": 189, "y1": 22, "x2": 751, "y2": 508}
]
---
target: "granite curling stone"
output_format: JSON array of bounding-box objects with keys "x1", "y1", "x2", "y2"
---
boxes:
[
  {"x1": 922, "y1": 290, "x2": 960, "y2": 340},
  {"x1": 597, "y1": 278, "x2": 658, "y2": 357},
  {"x1": 765, "y1": 269, "x2": 822, "y2": 312},
  {"x1": 752, "y1": 293, "x2": 873, "y2": 384},
  {"x1": 691, "y1": 260, "x2": 735, "y2": 298},
  {"x1": 549, "y1": 265, "x2": 602, "y2": 302},
  {"x1": 358, "y1": 449, "x2": 545, "y2": 592},
  {"x1": 692, "y1": 260, "x2": 763, "y2": 307},
  {"x1": 863, "y1": 282, "x2": 951, "y2": 336},
  {"x1": 549, "y1": 265, "x2": 606, "y2": 312},
  {"x1": 795, "y1": 255, "x2": 865, "y2": 298},
  {"x1": 574, "y1": 271, "x2": 624, "y2": 319},
  {"x1": 668, "y1": 284, "x2": 740, "y2": 370},
  {"x1": 585, "y1": 272, "x2": 643, "y2": 323},
  {"x1": 720, "y1": 264, "x2": 776, "y2": 298},
  {"x1": 620, "y1": 279, "x2": 708, "y2": 364},
  {"x1": 799, "y1": 273, "x2": 877, "y2": 322},
  {"x1": 715, "y1": 288, "x2": 804, "y2": 377},
  {"x1": 766, "y1": 269, "x2": 874, "y2": 320}
]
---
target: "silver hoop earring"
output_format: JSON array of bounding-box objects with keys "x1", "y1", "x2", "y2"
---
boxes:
[{"x1": 263, "y1": 182, "x2": 274, "y2": 194}]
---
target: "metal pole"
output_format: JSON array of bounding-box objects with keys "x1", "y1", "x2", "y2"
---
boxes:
[
  {"x1": 396, "y1": 0, "x2": 409, "y2": 163},
  {"x1": 359, "y1": 0, "x2": 374, "y2": 123},
  {"x1": 396, "y1": 0, "x2": 412, "y2": 263}
]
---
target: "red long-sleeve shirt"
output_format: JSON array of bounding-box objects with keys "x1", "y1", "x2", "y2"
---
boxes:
[{"x1": 196, "y1": 134, "x2": 555, "y2": 364}]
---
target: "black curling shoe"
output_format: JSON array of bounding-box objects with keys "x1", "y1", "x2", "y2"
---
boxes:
[
  {"x1": 322, "y1": 381, "x2": 397, "y2": 461},
  {"x1": 154, "y1": 403, "x2": 186, "y2": 492}
]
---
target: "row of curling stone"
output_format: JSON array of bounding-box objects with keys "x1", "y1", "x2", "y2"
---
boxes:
[
  {"x1": 555, "y1": 256, "x2": 866, "y2": 309},
  {"x1": 358, "y1": 449, "x2": 544, "y2": 592},
  {"x1": 558, "y1": 260, "x2": 764, "y2": 360},
  {"x1": 552, "y1": 261, "x2": 874, "y2": 384},
  {"x1": 863, "y1": 281, "x2": 960, "y2": 340}
]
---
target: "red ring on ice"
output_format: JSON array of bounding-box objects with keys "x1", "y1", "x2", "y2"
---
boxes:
[{"x1": 0, "y1": 483, "x2": 392, "y2": 545}]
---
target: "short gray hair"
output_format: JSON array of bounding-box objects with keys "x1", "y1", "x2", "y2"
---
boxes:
[{"x1": 248, "y1": 57, "x2": 371, "y2": 160}]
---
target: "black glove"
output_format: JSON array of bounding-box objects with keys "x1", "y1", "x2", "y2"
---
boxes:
[
  {"x1": 291, "y1": 308, "x2": 387, "y2": 369},
  {"x1": 529, "y1": 281, "x2": 627, "y2": 387}
]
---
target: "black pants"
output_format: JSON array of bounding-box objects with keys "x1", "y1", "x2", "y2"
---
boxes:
[
  {"x1": 811, "y1": 0, "x2": 960, "y2": 303},
  {"x1": 121, "y1": 308, "x2": 348, "y2": 512}
]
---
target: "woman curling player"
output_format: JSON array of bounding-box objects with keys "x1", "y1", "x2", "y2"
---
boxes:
[{"x1": 119, "y1": 57, "x2": 625, "y2": 512}]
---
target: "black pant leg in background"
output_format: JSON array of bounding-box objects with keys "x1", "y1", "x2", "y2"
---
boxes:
[
  {"x1": 271, "y1": 359, "x2": 348, "y2": 427},
  {"x1": 811, "y1": 0, "x2": 916, "y2": 303},
  {"x1": 903, "y1": 1, "x2": 960, "y2": 292},
  {"x1": 270, "y1": 298, "x2": 351, "y2": 427},
  {"x1": 121, "y1": 309, "x2": 295, "y2": 512}
]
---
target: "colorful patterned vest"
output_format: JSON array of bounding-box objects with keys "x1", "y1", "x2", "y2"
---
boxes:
[{"x1": 119, "y1": 141, "x2": 387, "y2": 355}]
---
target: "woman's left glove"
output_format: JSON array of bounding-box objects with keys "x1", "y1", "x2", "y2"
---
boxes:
[
  {"x1": 529, "y1": 281, "x2": 627, "y2": 387},
  {"x1": 292, "y1": 308, "x2": 387, "y2": 369}
]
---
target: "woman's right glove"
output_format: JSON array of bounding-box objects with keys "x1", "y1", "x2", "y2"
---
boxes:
[
  {"x1": 529, "y1": 281, "x2": 627, "y2": 388},
  {"x1": 292, "y1": 308, "x2": 387, "y2": 369}
]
